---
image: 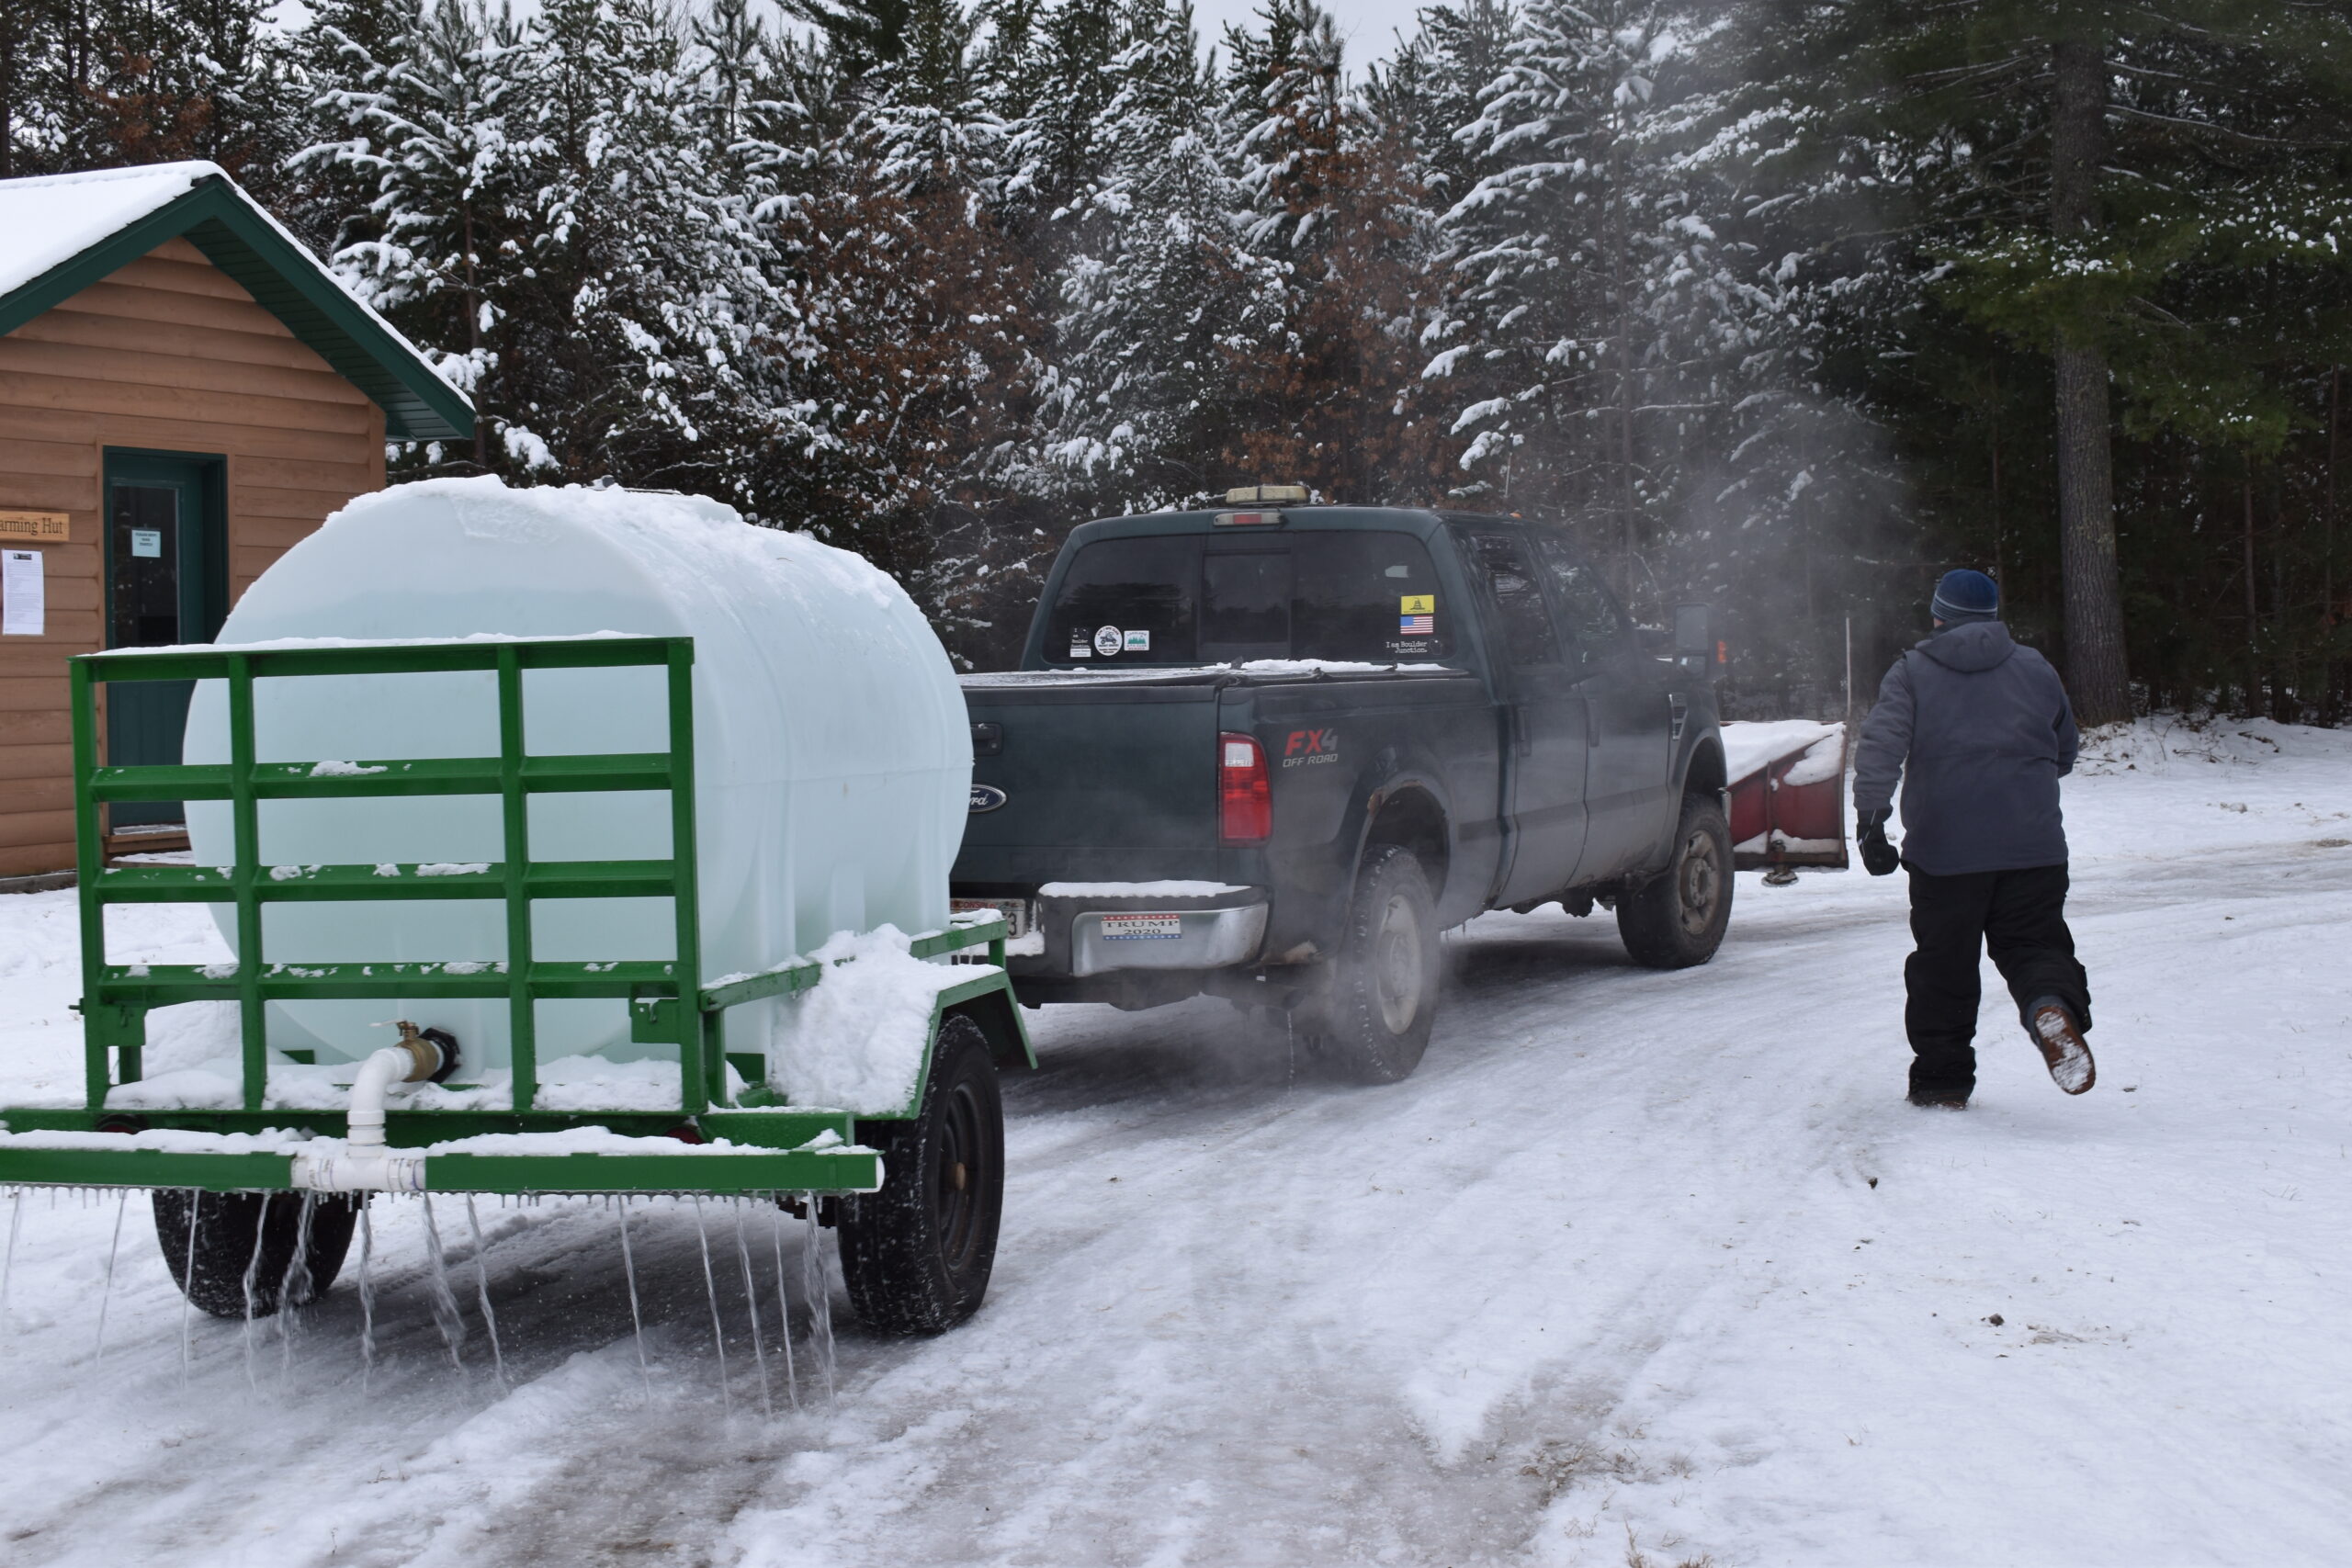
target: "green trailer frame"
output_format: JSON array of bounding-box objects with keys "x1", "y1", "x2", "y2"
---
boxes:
[{"x1": 0, "y1": 635, "x2": 1029, "y2": 1198}]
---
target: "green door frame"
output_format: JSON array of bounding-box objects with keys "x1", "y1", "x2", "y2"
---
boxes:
[{"x1": 102, "y1": 450, "x2": 228, "y2": 829}]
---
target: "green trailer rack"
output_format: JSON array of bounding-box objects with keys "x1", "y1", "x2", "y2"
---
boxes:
[{"x1": 0, "y1": 635, "x2": 1029, "y2": 1335}]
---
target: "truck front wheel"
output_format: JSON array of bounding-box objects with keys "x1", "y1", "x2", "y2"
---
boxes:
[
  {"x1": 1617, "y1": 792, "x2": 1734, "y2": 969},
  {"x1": 840, "y1": 1015, "x2": 1005, "y2": 1335},
  {"x1": 1303, "y1": 845, "x2": 1442, "y2": 1084}
]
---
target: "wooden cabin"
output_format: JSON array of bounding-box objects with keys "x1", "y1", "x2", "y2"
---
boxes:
[{"x1": 0, "y1": 163, "x2": 471, "y2": 882}]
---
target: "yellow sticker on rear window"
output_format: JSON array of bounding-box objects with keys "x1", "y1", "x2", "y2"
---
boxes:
[{"x1": 1400, "y1": 594, "x2": 1434, "y2": 615}]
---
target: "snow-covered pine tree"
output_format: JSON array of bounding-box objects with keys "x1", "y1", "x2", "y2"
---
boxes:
[
  {"x1": 13, "y1": 0, "x2": 303, "y2": 184},
  {"x1": 761, "y1": 0, "x2": 1042, "y2": 642},
  {"x1": 302, "y1": 0, "x2": 527, "y2": 471},
  {"x1": 1436, "y1": 0, "x2": 1732, "y2": 593},
  {"x1": 286, "y1": 0, "x2": 419, "y2": 255},
  {"x1": 1035, "y1": 0, "x2": 1256, "y2": 507},
  {"x1": 1217, "y1": 0, "x2": 1453, "y2": 502},
  {"x1": 508, "y1": 0, "x2": 789, "y2": 490}
]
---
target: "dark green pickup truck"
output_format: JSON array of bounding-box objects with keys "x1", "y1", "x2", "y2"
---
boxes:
[{"x1": 952, "y1": 503, "x2": 1731, "y2": 1082}]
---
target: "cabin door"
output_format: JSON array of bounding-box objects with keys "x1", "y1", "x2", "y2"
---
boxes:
[{"x1": 103, "y1": 452, "x2": 223, "y2": 829}]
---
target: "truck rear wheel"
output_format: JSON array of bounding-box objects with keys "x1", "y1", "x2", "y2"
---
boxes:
[
  {"x1": 840, "y1": 1015, "x2": 1004, "y2": 1335},
  {"x1": 153, "y1": 1190, "x2": 360, "y2": 1319},
  {"x1": 1617, "y1": 792, "x2": 1734, "y2": 969},
  {"x1": 1304, "y1": 845, "x2": 1441, "y2": 1084}
]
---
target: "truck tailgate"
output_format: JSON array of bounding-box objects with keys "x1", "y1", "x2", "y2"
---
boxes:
[{"x1": 956, "y1": 677, "x2": 1226, "y2": 886}]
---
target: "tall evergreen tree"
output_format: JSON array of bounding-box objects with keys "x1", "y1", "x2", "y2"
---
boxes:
[{"x1": 1815, "y1": 0, "x2": 2352, "y2": 718}]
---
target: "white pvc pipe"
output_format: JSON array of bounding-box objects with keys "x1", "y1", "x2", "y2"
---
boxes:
[
  {"x1": 290, "y1": 1149, "x2": 427, "y2": 1192},
  {"x1": 344, "y1": 1046, "x2": 414, "y2": 1156},
  {"x1": 290, "y1": 1042, "x2": 438, "y2": 1190}
]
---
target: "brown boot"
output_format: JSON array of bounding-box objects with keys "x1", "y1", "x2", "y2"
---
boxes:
[{"x1": 2029, "y1": 1001, "x2": 2096, "y2": 1094}]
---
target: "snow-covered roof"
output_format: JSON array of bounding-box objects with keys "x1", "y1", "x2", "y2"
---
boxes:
[
  {"x1": 0, "y1": 161, "x2": 470, "y2": 441},
  {"x1": 0, "y1": 163, "x2": 222, "y2": 299}
]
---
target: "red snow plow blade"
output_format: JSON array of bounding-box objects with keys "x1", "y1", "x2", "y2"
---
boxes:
[{"x1": 1723, "y1": 721, "x2": 1850, "y2": 878}]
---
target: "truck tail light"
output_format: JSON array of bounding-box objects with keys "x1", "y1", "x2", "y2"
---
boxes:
[{"x1": 1218, "y1": 732, "x2": 1271, "y2": 843}]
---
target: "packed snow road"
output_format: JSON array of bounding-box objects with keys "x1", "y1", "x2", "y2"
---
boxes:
[{"x1": 1, "y1": 719, "x2": 2347, "y2": 1567}]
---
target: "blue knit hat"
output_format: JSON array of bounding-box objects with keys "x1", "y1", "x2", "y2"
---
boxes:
[{"x1": 1931, "y1": 569, "x2": 2000, "y2": 624}]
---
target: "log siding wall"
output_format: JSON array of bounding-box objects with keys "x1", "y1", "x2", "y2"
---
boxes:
[{"x1": 0, "y1": 237, "x2": 388, "y2": 877}]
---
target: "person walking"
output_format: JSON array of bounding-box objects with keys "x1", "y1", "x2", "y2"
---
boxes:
[{"x1": 1852, "y1": 569, "x2": 2096, "y2": 1107}]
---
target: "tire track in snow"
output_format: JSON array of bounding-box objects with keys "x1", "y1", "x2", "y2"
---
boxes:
[{"x1": 5, "y1": 822, "x2": 2346, "y2": 1564}]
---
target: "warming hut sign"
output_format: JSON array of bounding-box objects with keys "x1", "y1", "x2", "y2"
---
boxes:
[{"x1": 0, "y1": 511, "x2": 69, "y2": 543}]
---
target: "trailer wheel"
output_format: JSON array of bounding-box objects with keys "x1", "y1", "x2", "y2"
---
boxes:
[
  {"x1": 153, "y1": 1190, "x2": 361, "y2": 1319},
  {"x1": 1617, "y1": 792, "x2": 1734, "y2": 969},
  {"x1": 1302, "y1": 844, "x2": 1441, "y2": 1084},
  {"x1": 839, "y1": 1015, "x2": 1004, "y2": 1335}
]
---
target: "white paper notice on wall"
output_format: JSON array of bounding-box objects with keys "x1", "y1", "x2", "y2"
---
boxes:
[{"x1": 3, "y1": 548, "x2": 43, "y2": 637}]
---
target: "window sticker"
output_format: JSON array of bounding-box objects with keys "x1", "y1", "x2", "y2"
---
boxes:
[
  {"x1": 1400, "y1": 593, "x2": 1434, "y2": 615},
  {"x1": 1399, "y1": 614, "x2": 1434, "y2": 636},
  {"x1": 1093, "y1": 625, "x2": 1125, "y2": 658},
  {"x1": 130, "y1": 528, "x2": 164, "y2": 558},
  {"x1": 1124, "y1": 629, "x2": 1150, "y2": 651},
  {"x1": 1068, "y1": 630, "x2": 1092, "y2": 659}
]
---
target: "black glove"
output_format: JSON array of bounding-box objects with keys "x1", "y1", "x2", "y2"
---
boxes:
[{"x1": 1858, "y1": 808, "x2": 1900, "y2": 876}]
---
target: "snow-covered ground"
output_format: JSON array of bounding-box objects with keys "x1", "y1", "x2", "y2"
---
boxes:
[{"x1": 1, "y1": 716, "x2": 2346, "y2": 1567}]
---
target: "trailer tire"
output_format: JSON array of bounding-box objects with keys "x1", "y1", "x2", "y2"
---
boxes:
[
  {"x1": 153, "y1": 1190, "x2": 361, "y2": 1319},
  {"x1": 839, "y1": 1015, "x2": 1004, "y2": 1335},
  {"x1": 1302, "y1": 844, "x2": 1441, "y2": 1084},
  {"x1": 1617, "y1": 792, "x2": 1734, "y2": 969}
]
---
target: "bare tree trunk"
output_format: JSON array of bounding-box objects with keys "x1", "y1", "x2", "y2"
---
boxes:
[
  {"x1": 463, "y1": 205, "x2": 487, "y2": 469},
  {"x1": 1609, "y1": 118, "x2": 1638, "y2": 598},
  {"x1": 2049, "y1": 36, "x2": 2132, "y2": 723},
  {"x1": 2243, "y1": 478, "x2": 2259, "y2": 713},
  {"x1": 1989, "y1": 362, "x2": 2003, "y2": 590},
  {"x1": 2327, "y1": 367, "x2": 2340, "y2": 723}
]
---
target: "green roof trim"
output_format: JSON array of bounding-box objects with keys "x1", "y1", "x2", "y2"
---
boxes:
[{"x1": 0, "y1": 175, "x2": 472, "y2": 442}]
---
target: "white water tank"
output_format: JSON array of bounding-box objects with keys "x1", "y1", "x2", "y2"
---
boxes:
[{"x1": 183, "y1": 477, "x2": 969, "y2": 1073}]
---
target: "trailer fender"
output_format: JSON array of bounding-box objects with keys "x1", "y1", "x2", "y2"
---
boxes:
[{"x1": 943, "y1": 989, "x2": 1036, "y2": 1073}]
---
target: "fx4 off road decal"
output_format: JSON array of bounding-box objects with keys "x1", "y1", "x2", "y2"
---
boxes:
[{"x1": 1283, "y1": 728, "x2": 1339, "y2": 768}]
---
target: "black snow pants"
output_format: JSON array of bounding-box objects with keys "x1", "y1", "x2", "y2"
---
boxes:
[{"x1": 1904, "y1": 863, "x2": 2091, "y2": 1099}]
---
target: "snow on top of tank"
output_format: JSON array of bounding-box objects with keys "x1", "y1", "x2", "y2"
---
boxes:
[{"x1": 330, "y1": 475, "x2": 908, "y2": 611}]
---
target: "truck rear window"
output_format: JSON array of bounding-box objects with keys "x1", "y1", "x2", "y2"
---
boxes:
[{"x1": 1046, "y1": 532, "x2": 1453, "y2": 665}]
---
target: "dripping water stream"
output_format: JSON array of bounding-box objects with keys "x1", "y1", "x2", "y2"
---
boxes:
[
  {"x1": 90, "y1": 1190, "x2": 128, "y2": 1365},
  {"x1": 418, "y1": 1194, "x2": 469, "y2": 1371},
  {"x1": 617, "y1": 1198, "x2": 653, "y2": 1404},
  {"x1": 463, "y1": 1196, "x2": 507, "y2": 1389},
  {"x1": 730, "y1": 1201, "x2": 773, "y2": 1418},
  {"x1": 689, "y1": 1197, "x2": 733, "y2": 1416}
]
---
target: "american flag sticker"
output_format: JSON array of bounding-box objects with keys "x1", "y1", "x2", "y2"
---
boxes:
[{"x1": 1400, "y1": 614, "x2": 1434, "y2": 636}]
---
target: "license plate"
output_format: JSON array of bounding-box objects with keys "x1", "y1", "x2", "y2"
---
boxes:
[
  {"x1": 1098, "y1": 912, "x2": 1182, "y2": 941},
  {"x1": 951, "y1": 897, "x2": 1031, "y2": 938}
]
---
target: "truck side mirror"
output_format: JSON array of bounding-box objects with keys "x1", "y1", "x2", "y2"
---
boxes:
[{"x1": 1672, "y1": 604, "x2": 1712, "y2": 674}]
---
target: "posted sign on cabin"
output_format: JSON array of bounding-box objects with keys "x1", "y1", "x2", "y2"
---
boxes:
[{"x1": 0, "y1": 512, "x2": 70, "y2": 543}]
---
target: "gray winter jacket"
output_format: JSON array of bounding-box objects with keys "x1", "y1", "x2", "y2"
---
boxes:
[{"x1": 1851, "y1": 621, "x2": 2079, "y2": 875}]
